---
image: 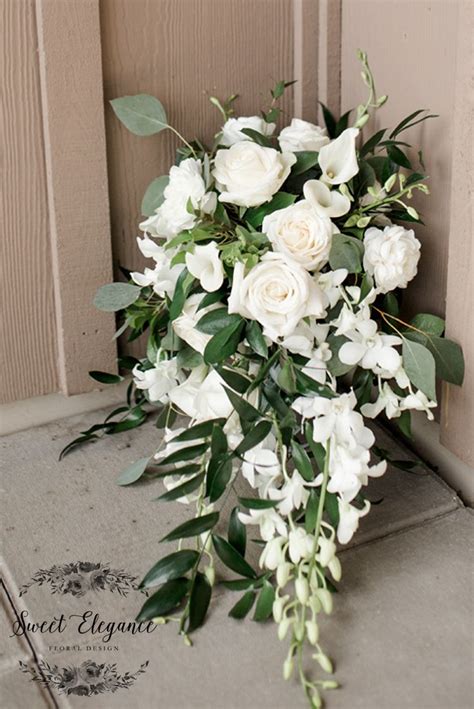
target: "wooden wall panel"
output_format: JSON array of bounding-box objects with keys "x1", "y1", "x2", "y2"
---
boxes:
[
  {"x1": 36, "y1": 0, "x2": 117, "y2": 395},
  {"x1": 340, "y1": 0, "x2": 459, "y2": 318},
  {"x1": 440, "y1": 0, "x2": 473, "y2": 466},
  {"x1": 0, "y1": 0, "x2": 58, "y2": 403}
]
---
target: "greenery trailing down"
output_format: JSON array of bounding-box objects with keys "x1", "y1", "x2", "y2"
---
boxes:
[{"x1": 63, "y1": 49, "x2": 464, "y2": 709}]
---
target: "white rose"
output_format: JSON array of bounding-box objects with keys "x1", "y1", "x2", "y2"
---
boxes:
[
  {"x1": 278, "y1": 118, "x2": 329, "y2": 153},
  {"x1": 228, "y1": 252, "x2": 325, "y2": 340},
  {"x1": 212, "y1": 142, "x2": 296, "y2": 208},
  {"x1": 363, "y1": 224, "x2": 421, "y2": 293},
  {"x1": 172, "y1": 294, "x2": 221, "y2": 353},
  {"x1": 140, "y1": 158, "x2": 216, "y2": 238},
  {"x1": 221, "y1": 116, "x2": 276, "y2": 147},
  {"x1": 303, "y1": 179, "x2": 351, "y2": 218},
  {"x1": 318, "y1": 128, "x2": 359, "y2": 185},
  {"x1": 262, "y1": 200, "x2": 333, "y2": 271},
  {"x1": 185, "y1": 241, "x2": 224, "y2": 292}
]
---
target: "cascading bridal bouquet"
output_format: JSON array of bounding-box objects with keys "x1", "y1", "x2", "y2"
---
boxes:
[{"x1": 66, "y1": 51, "x2": 464, "y2": 707}]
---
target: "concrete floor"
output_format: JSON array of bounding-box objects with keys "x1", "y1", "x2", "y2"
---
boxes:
[{"x1": 0, "y1": 409, "x2": 473, "y2": 709}]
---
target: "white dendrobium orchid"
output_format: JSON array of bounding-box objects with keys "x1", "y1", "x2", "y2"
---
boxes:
[
  {"x1": 139, "y1": 158, "x2": 216, "y2": 239},
  {"x1": 131, "y1": 262, "x2": 183, "y2": 298},
  {"x1": 302, "y1": 342, "x2": 332, "y2": 385},
  {"x1": 238, "y1": 508, "x2": 288, "y2": 543},
  {"x1": 170, "y1": 367, "x2": 233, "y2": 422},
  {"x1": 317, "y1": 269, "x2": 348, "y2": 309},
  {"x1": 278, "y1": 118, "x2": 329, "y2": 153},
  {"x1": 241, "y1": 447, "x2": 281, "y2": 494},
  {"x1": 132, "y1": 357, "x2": 181, "y2": 403},
  {"x1": 318, "y1": 128, "x2": 359, "y2": 185},
  {"x1": 262, "y1": 200, "x2": 334, "y2": 271},
  {"x1": 228, "y1": 252, "x2": 326, "y2": 341},
  {"x1": 212, "y1": 142, "x2": 296, "y2": 208},
  {"x1": 361, "y1": 382, "x2": 403, "y2": 419},
  {"x1": 185, "y1": 241, "x2": 224, "y2": 292},
  {"x1": 269, "y1": 470, "x2": 311, "y2": 516},
  {"x1": 337, "y1": 499, "x2": 371, "y2": 544},
  {"x1": 303, "y1": 180, "x2": 351, "y2": 218},
  {"x1": 288, "y1": 528, "x2": 314, "y2": 564},
  {"x1": 220, "y1": 115, "x2": 276, "y2": 146},
  {"x1": 259, "y1": 536, "x2": 287, "y2": 570},
  {"x1": 401, "y1": 390, "x2": 437, "y2": 419}
]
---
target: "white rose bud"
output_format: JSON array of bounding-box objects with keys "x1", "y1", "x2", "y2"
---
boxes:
[
  {"x1": 220, "y1": 115, "x2": 276, "y2": 147},
  {"x1": 278, "y1": 118, "x2": 329, "y2": 153},
  {"x1": 262, "y1": 200, "x2": 334, "y2": 271},
  {"x1": 363, "y1": 224, "x2": 421, "y2": 293},
  {"x1": 212, "y1": 142, "x2": 296, "y2": 208}
]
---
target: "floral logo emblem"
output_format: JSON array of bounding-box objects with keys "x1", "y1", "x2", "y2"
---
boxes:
[
  {"x1": 19, "y1": 562, "x2": 138, "y2": 597},
  {"x1": 19, "y1": 659, "x2": 149, "y2": 696}
]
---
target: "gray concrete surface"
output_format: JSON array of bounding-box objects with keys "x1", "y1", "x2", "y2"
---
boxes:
[{"x1": 0, "y1": 409, "x2": 472, "y2": 708}]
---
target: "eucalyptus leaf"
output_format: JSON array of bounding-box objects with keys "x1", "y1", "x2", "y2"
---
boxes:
[
  {"x1": 329, "y1": 234, "x2": 364, "y2": 273},
  {"x1": 402, "y1": 338, "x2": 437, "y2": 401},
  {"x1": 111, "y1": 94, "x2": 168, "y2": 136},
  {"x1": 409, "y1": 313, "x2": 445, "y2": 337},
  {"x1": 94, "y1": 283, "x2": 141, "y2": 312},
  {"x1": 116, "y1": 457, "x2": 150, "y2": 486},
  {"x1": 141, "y1": 176, "x2": 169, "y2": 216}
]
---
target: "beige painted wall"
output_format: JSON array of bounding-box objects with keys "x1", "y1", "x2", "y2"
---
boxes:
[{"x1": 1, "y1": 0, "x2": 472, "y2": 465}]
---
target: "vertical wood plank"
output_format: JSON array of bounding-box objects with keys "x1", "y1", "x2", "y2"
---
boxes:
[
  {"x1": 293, "y1": 0, "x2": 320, "y2": 122},
  {"x1": 440, "y1": 0, "x2": 473, "y2": 466},
  {"x1": 0, "y1": 0, "x2": 58, "y2": 403},
  {"x1": 340, "y1": 0, "x2": 459, "y2": 318},
  {"x1": 317, "y1": 0, "x2": 342, "y2": 117},
  {"x1": 100, "y1": 0, "x2": 294, "y2": 356},
  {"x1": 36, "y1": 0, "x2": 117, "y2": 394}
]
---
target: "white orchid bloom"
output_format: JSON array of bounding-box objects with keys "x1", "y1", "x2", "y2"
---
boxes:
[
  {"x1": 401, "y1": 390, "x2": 437, "y2": 420},
  {"x1": 338, "y1": 315, "x2": 402, "y2": 376},
  {"x1": 241, "y1": 447, "x2": 281, "y2": 491},
  {"x1": 361, "y1": 382, "x2": 403, "y2": 419},
  {"x1": 303, "y1": 179, "x2": 351, "y2": 218},
  {"x1": 318, "y1": 128, "x2": 359, "y2": 185},
  {"x1": 168, "y1": 365, "x2": 208, "y2": 419},
  {"x1": 172, "y1": 294, "x2": 222, "y2": 354},
  {"x1": 131, "y1": 262, "x2": 184, "y2": 298},
  {"x1": 259, "y1": 536, "x2": 287, "y2": 570},
  {"x1": 317, "y1": 269, "x2": 348, "y2": 309},
  {"x1": 337, "y1": 499, "x2": 371, "y2": 544},
  {"x1": 136, "y1": 233, "x2": 167, "y2": 261},
  {"x1": 288, "y1": 528, "x2": 314, "y2": 564},
  {"x1": 301, "y1": 343, "x2": 332, "y2": 384},
  {"x1": 185, "y1": 241, "x2": 224, "y2": 292},
  {"x1": 238, "y1": 507, "x2": 288, "y2": 542},
  {"x1": 269, "y1": 470, "x2": 310, "y2": 516}
]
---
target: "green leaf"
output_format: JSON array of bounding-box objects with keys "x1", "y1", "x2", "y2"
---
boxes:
[
  {"x1": 148, "y1": 463, "x2": 201, "y2": 480},
  {"x1": 156, "y1": 442, "x2": 209, "y2": 467},
  {"x1": 352, "y1": 368, "x2": 374, "y2": 408},
  {"x1": 59, "y1": 433, "x2": 99, "y2": 460},
  {"x1": 387, "y1": 144, "x2": 411, "y2": 169},
  {"x1": 246, "y1": 192, "x2": 297, "y2": 229},
  {"x1": 139, "y1": 550, "x2": 199, "y2": 589},
  {"x1": 335, "y1": 109, "x2": 352, "y2": 137},
  {"x1": 111, "y1": 94, "x2": 168, "y2": 136},
  {"x1": 253, "y1": 581, "x2": 275, "y2": 622},
  {"x1": 176, "y1": 346, "x2": 203, "y2": 370},
  {"x1": 405, "y1": 333, "x2": 464, "y2": 386},
  {"x1": 228, "y1": 590, "x2": 256, "y2": 619},
  {"x1": 212, "y1": 535, "x2": 256, "y2": 578},
  {"x1": 409, "y1": 313, "x2": 445, "y2": 337},
  {"x1": 329, "y1": 234, "x2": 364, "y2": 273},
  {"x1": 135, "y1": 578, "x2": 189, "y2": 621},
  {"x1": 207, "y1": 456, "x2": 233, "y2": 503},
  {"x1": 291, "y1": 440, "x2": 314, "y2": 482},
  {"x1": 215, "y1": 366, "x2": 251, "y2": 394},
  {"x1": 402, "y1": 338, "x2": 437, "y2": 401},
  {"x1": 94, "y1": 283, "x2": 141, "y2": 312},
  {"x1": 197, "y1": 308, "x2": 242, "y2": 335},
  {"x1": 238, "y1": 497, "x2": 278, "y2": 510},
  {"x1": 278, "y1": 359, "x2": 297, "y2": 394},
  {"x1": 171, "y1": 418, "x2": 226, "y2": 443},
  {"x1": 169, "y1": 268, "x2": 193, "y2": 321},
  {"x1": 223, "y1": 387, "x2": 262, "y2": 428},
  {"x1": 187, "y1": 572, "x2": 212, "y2": 633},
  {"x1": 228, "y1": 507, "x2": 246, "y2": 557},
  {"x1": 396, "y1": 410, "x2": 412, "y2": 438},
  {"x1": 160, "y1": 512, "x2": 219, "y2": 543},
  {"x1": 156, "y1": 473, "x2": 205, "y2": 502},
  {"x1": 319, "y1": 102, "x2": 336, "y2": 138},
  {"x1": 203, "y1": 319, "x2": 245, "y2": 364},
  {"x1": 211, "y1": 425, "x2": 228, "y2": 458},
  {"x1": 116, "y1": 457, "x2": 150, "y2": 486},
  {"x1": 305, "y1": 489, "x2": 319, "y2": 533},
  {"x1": 141, "y1": 176, "x2": 169, "y2": 216},
  {"x1": 245, "y1": 321, "x2": 268, "y2": 358},
  {"x1": 325, "y1": 492, "x2": 340, "y2": 526},
  {"x1": 240, "y1": 128, "x2": 274, "y2": 147},
  {"x1": 234, "y1": 420, "x2": 272, "y2": 456},
  {"x1": 89, "y1": 370, "x2": 123, "y2": 385},
  {"x1": 359, "y1": 128, "x2": 386, "y2": 157},
  {"x1": 291, "y1": 151, "x2": 319, "y2": 176}
]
